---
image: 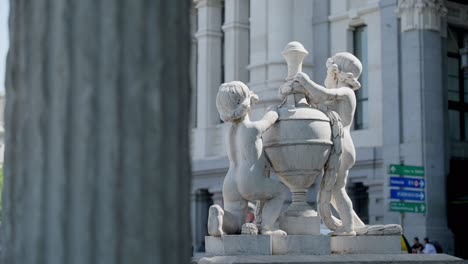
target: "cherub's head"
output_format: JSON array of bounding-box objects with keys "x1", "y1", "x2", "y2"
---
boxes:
[
  {"x1": 324, "y1": 52, "x2": 362, "y2": 90},
  {"x1": 216, "y1": 81, "x2": 259, "y2": 122}
]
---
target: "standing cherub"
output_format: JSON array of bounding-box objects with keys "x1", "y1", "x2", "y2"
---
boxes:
[
  {"x1": 286, "y1": 52, "x2": 401, "y2": 236},
  {"x1": 283, "y1": 52, "x2": 365, "y2": 236},
  {"x1": 208, "y1": 81, "x2": 288, "y2": 236}
]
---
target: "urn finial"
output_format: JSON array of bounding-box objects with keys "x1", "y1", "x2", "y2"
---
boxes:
[{"x1": 282, "y1": 41, "x2": 309, "y2": 81}]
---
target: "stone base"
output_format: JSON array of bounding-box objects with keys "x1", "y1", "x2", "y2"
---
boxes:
[
  {"x1": 205, "y1": 235, "x2": 272, "y2": 256},
  {"x1": 195, "y1": 254, "x2": 463, "y2": 264},
  {"x1": 206, "y1": 235, "x2": 329, "y2": 256},
  {"x1": 205, "y1": 234, "x2": 403, "y2": 256},
  {"x1": 330, "y1": 235, "x2": 401, "y2": 254},
  {"x1": 272, "y1": 235, "x2": 330, "y2": 255},
  {"x1": 279, "y1": 215, "x2": 320, "y2": 235}
]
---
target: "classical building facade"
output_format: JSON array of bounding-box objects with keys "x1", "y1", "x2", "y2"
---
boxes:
[{"x1": 190, "y1": 0, "x2": 468, "y2": 257}]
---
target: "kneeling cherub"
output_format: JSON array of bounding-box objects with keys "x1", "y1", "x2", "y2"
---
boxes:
[{"x1": 208, "y1": 81, "x2": 288, "y2": 236}]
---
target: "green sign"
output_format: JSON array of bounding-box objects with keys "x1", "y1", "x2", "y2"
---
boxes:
[
  {"x1": 388, "y1": 164, "x2": 424, "y2": 177},
  {"x1": 390, "y1": 201, "x2": 426, "y2": 213}
]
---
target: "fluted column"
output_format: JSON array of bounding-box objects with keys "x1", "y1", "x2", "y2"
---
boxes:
[
  {"x1": 195, "y1": 0, "x2": 223, "y2": 128},
  {"x1": 248, "y1": 0, "x2": 314, "y2": 119},
  {"x1": 0, "y1": 1, "x2": 191, "y2": 264},
  {"x1": 222, "y1": 0, "x2": 249, "y2": 83},
  {"x1": 193, "y1": 0, "x2": 223, "y2": 158},
  {"x1": 397, "y1": 0, "x2": 452, "y2": 251}
]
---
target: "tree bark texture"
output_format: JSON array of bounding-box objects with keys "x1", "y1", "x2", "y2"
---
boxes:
[{"x1": 1, "y1": 1, "x2": 192, "y2": 264}]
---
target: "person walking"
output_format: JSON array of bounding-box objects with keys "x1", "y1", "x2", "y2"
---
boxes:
[{"x1": 422, "y1": 237, "x2": 437, "y2": 254}]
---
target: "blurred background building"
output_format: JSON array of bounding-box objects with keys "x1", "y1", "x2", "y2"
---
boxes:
[{"x1": 189, "y1": 0, "x2": 468, "y2": 258}]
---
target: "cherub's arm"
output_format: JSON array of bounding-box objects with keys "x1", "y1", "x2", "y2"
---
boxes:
[
  {"x1": 293, "y1": 72, "x2": 352, "y2": 104},
  {"x1": 226, "y1": 124, "x2": 237, "y2": 167},
  {"x1": 253, "y1": 106, "x2": 279, "y2": 133}
]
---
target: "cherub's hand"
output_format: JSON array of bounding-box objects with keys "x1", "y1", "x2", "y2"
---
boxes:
[
  {"x1": 279, "y1": 81, "x2": 293, "y2": 98},
  {"x1": 294, "y1": 72, "x2": 312, "y2": 86},
  {"x1": 291, "y1": 81, "x2": 308, "y2": 95}
]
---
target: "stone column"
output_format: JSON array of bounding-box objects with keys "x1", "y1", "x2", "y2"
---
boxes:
[
  {"x1": 248, "y1": 0, "x2": 314, "y2": 119},
  {"x1": 397, "y1": 0, "x2": 453, "y2": 251},
  {"x1": 222, "y1": 0, "x2": 249, "y2": 83},
  {"x1": 380, "y1": 0, "x2": 404, "y2": 228},
  {"x1": 312, "y1": 0, "x2": 330, "y2": 82},
  {"x1": 194, "y1": 0, "x2": 223, "y2": 158},
  {"x1": 0, "y1": 1, "x2": 191, "y2": 264}
]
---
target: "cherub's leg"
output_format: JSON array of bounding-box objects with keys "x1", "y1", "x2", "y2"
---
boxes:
[
  {"x1": 331, "y1": 169, "x2": 356, "y2": 236},
  {"x1": 223, "y1": 200, "x2": 248, "y2": 234},
  {"x1": 258, "y1": 182, "x2": 288, "y2": 236},
  {"x1": 208, "y1": 199, "x2": 248, "y2": 236}
]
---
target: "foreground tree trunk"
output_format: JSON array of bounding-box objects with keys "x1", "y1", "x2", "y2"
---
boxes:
[{"x1": 1, "y1": 1, "x2": 191, "y2": 263}]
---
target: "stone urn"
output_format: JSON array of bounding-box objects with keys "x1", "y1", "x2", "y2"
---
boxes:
[{"x1": 262, "y1": 42, "x2": 332, "y2": 235}]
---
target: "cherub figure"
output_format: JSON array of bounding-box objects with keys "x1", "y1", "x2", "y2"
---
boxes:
[
  {"x1": 285, "y1": 52, "x2": 401, "y2": 236},
  {"x1": 208, "y1": 81, "x2": 288, "y2": 236}
]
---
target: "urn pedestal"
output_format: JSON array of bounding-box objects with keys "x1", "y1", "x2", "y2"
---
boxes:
[{"x1": 262, "y1": 41, "x2": 333, "y2": 235}]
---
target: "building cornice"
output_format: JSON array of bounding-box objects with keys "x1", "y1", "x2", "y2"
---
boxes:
[
  {"x1": 446, "y1": 1, "x2": 468, "y2": 29},
  {"x1": 194, "y1": 0, "x2": 223, "y2": 9},
  {"x1": 195, "y1": 29, "x2": 223, "y2": 39},
  {"x1": 396, "y1": 0, "x2": 448, "y2": 33},
  {"x1": 328, "y1": 3, "x2": 380, "y2": 23},
  {"x1": 221, "y1": 22, "x2": 250, "y2": 32}
]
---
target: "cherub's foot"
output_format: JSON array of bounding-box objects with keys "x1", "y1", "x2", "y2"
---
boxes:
[
  {"x1": 356, "y1": 225, "x2": 384, "y2": 236},
  {"x1": 383, "y1": 224, "x2": 402, "y2": 235},
  {"x1": 355, "y1": 224, "x2": 402, "y2": 236},
  {"x1": 208, "y1": 205, "x2": 224, "y2": 237},
  {"x1": 261, "y1": 228, "x2": 287, "y2": 236},
  {"x1": 331, "y1": 227, "x2": 356, "y2": 236}
]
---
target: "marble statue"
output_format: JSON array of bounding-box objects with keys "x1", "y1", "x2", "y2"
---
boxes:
[
  {"x1": 207, "y1": 81, "x2": 289, "y2": 237},
  {"x1": 208, "y1": 41, "x2": 401, "y2": 241}
]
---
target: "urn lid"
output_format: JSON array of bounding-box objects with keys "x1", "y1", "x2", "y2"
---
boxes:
[{"x1": 281, "y1": 41, "x2": 309, "y2": 56}]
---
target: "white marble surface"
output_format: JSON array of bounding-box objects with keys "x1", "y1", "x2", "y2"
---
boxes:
[
  {"x1": 330, "y1": 235, "x2": 401, "y2": 254},
  {"x1": 205, "y1": 235, "x2": 272, "y2": 256},
  {"x1": 272, "y1": 235, "x2": 330, "y2": 255}
]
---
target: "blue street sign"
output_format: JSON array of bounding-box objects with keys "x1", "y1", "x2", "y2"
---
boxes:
[
  {"x1": 389, "y1": 177, "x2": 425, "y2": 189},
  {"x1": 390, "y1": 189, "x2": 425, "y2": 201}
]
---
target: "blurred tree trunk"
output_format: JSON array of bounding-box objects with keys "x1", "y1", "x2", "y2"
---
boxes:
[{"x1": 0, "y1": 1, "x2": 192, "y2": 263}]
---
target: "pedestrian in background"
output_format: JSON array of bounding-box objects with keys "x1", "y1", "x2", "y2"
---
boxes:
[
  {"x1": 411, "y1": 237, "x2": 424, "y2": 253},
  {"x1": 422, "y1": 237, "x2": 437, "y2": 253}
]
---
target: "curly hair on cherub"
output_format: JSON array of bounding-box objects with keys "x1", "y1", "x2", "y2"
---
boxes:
[
  {"x1": 326, "y1": 52, "x2": 362, "y2": 90},
  {"x1": 216, "y1": 81, "x2": 259, "y2": 122}
]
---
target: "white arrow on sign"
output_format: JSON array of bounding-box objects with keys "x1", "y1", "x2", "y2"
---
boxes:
[
  {"x1": 390, "y1": 166, "x2": 396, "y2": 173},
  {"x1": 419, "y1": 192, "x2": 425, "y2": 200},
  {"x1": 420, "y1": 179, "x2": 425, "y2": 188},
  {"x1": 420, "y1": 204, "x2": 425, "y2": 212}
]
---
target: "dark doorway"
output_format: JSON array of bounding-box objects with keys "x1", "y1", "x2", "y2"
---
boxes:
[
  {"x1": 194, "y1": 189, "x2": 213, "y2": 253},
  {"x1": 447, "y1": 158, "x2": 468, "y2": 259},
  {"x1": 347, "y1": 182, "x2": 369, "y2": 224}
]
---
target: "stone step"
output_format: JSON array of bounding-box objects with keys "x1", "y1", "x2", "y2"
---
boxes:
[{"x1": 194, "y1": 254, "x2": 463, "y2": 264}]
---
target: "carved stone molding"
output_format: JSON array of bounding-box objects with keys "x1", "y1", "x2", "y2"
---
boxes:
[
  {"x1": 397, "y1": 0, "x2": 448, "y2": 33},
  {"x1": 446, "y1": 1, "x2": 468, "y2": 29},
  {"x1": 195, "y1": 0, "x2": 223, "y2": 9}
]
